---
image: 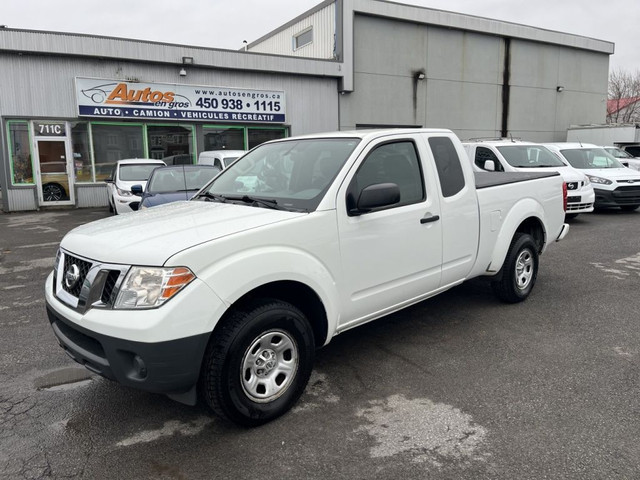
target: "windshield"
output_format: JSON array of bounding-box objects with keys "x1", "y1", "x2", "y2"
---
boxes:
[
  {"x1": 119, "y1": 164, "x2": 162, "y2": 181},
  {"x1": 497, "y1": 145, "x2": 565, "y2": 168},
  {"x1": 605, "y1": 147, "x2": 633, "y2": 159},
  {"x1": 148, "y1": 166, "x2": 219, "y2": 193},
  {"x1": 559, "y1": 148, "x2": 624, "y2": 169},
  {"x1": 197, "y1": 138, "x2": 361, "y2": 211}
]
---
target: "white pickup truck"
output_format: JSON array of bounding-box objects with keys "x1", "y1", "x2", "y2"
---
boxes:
[{"x1": 45, "y1": 129, "x2": 568, "y2": 426}]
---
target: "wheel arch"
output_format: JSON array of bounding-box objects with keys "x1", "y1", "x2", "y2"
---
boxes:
[
  {"x1": 218, "y1": 280, "x2": 329, "y2": 349},
  {"x1": 488, "y1": 211, "x2": 546, "y2": 274}
]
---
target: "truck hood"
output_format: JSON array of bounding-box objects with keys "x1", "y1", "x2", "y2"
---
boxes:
[{"x1": 61, "y1": 201, "x2": 306, "y2": 265}]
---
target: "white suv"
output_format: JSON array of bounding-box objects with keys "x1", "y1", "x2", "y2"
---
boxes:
[
  {"x1": 463, "y1": 139, "x2": 594, "y2": 218},
  {"x1": 544, "y1": 143, "x2": 640, "y2": 211},
  {"x1": 105, "y1": 159, "x2": 166, "y2": 214}
]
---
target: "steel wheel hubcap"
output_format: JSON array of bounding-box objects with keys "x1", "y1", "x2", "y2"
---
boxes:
[
  {"x1": 241, "y1": 329, "x2": 298, "y2": 403},
  {"x1": 515, "y1": 248, "x2": 534, "y2": 290}
]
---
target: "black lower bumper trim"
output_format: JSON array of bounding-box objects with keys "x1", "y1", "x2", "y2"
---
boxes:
[{"x1": 46, "y1": 304, "x2": 210, "y2": 395}]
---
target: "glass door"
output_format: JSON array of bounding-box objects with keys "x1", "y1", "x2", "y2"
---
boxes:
[
  {"x1": 35, "y1": 139, "x2": 75, "y2": 205},
  {"x1": 33, "y1": 121, "x2": 75, "y2": 206}
]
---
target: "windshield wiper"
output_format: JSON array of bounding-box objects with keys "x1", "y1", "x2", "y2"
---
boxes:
[
  {"x1": 226, "y1": 195, "x2": 288, "y2": 211},
  {"x1": 197, "y1": 192, "x2": 228, "y2": 203}
]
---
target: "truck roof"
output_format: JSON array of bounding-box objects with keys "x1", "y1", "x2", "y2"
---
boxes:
[{"x1": 268, "y1": 128, "x2": 455, "y2": 143}]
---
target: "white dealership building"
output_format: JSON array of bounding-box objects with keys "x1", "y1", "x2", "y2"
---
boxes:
[{"x1": 0, "y1": 0, "x2": 613, "y2": 212}]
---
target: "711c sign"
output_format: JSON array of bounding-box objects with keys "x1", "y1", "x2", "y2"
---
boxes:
[{"x1": 34, "y1": 122, "x2": 67, "y2": 137}]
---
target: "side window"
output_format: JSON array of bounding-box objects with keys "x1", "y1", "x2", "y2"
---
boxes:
[
  {"x1": 214, "y1": 159, "x2": 222, "y2": 170},
  {"x1": 429, "y1": 137, "x2": 466, "y2": 197},
  {"x1": 347, "y1": 141, "x2": 424, "y2": 213},
  {"x1": 474, "y1": 146, "x2": 503, "y2": 172}
]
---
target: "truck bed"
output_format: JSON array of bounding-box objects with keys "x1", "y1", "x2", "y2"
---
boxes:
[{"x1": 474, "y1": 171, "x2": 560, "y2": 189}]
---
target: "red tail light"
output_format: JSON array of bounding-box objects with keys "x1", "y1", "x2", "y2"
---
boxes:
[{"x1": 562, "y1": 182, "x2": 567, "y2": 212}]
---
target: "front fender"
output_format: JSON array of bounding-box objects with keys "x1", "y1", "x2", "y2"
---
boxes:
[
  {"x1": 487, "y1": 198, "x2": 546, "y2": 273},
  {"x1": 198, "y1": 246, "x2": 340, "y2": 345}
]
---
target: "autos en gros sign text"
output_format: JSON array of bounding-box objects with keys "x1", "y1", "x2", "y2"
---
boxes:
[{"x1": 75, "y1": 77, "x2": 286, "y2": 123}]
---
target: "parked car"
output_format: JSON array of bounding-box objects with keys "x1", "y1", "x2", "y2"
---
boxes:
[
  {"x1": 603, "y1": 146, "x2": 640, "y2": 171},
  {"x1": 544, "y1": 143, "x2": 640, "y2": 210},
  {"x1": 137, "y1": 165, "x2": 220, "y2": 209},
  {"x1": 463, "y1": 139, "x2": 595, "y2": 219},
  {"x1": 46, "y1": 128, "x2": 568, "y2": 426},
  {"x1": 104, "y1": 159, "x2": 166, "y2": 214},
  {"x1": 197, "y1": 150, "x2": 246, "y2": 170},
  {"x1": 620, "y1": 144, "x2": 640, "y2": 158}
]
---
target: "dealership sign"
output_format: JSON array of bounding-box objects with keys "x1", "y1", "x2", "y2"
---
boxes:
[{"x1": 75, "y1": 77, "x2": 286, "y2": 123}]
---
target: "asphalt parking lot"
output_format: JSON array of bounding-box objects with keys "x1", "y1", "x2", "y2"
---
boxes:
[{"x1": 1, "y1": 207, "x2": 639, "y2": 479}]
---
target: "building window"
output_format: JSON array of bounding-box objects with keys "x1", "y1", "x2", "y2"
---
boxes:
[
  {"x1": 7, "y1": 121, "x2": 34, "y2": 185},
  {"x1": 146, "y1": 125, "x2": 195, "y2": 165},
  {"x1": 91, "y1": 123, "x2": 144, "y2": 181},
  {"x1": 71, "y1": 122, "x2": 92, "y2": 183},
  {"x1": 247, "y1": 128, "x2": 287, "y2": 149},
  {"x1": 203, "y1": 126, "x2": 246, "y2": 151},
  {"x1": 293, "y1": 27, "x2": 313, "y2": 50}
]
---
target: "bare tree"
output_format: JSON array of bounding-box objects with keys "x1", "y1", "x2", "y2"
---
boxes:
[{"x1": 607, "y1": 68, "x2": 640, "y2": 123}]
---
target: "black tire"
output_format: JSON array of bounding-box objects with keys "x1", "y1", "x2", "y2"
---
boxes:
[
  {"x1": 492, "y1": 233, "x2": 539, "y2": 303},
  {"x1": 111, "y1": 196, "x2": 118, "y2": 215},
  {"x1": 620, "y1": 205, "x2": 639, "y2": 211},
  {"x1": 565, "y1": 213, "x2": 579, "y2": 220},
  {"x1": 108, "y1": 197, "x2": 114, "y2": 213},
  {"x1": 42, "y1": 183, "x2": 67, "y2": 202},
  {"x1": 200, "y1": 299, "x2": 315, "y2": 427}
]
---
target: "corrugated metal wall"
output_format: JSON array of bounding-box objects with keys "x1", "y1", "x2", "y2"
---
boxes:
[
  {"x1": 248, "y1": 3, "x2": 336, "y2": 59},
  {"x1": 7, "y1": 188, "x2": 36, "y2": 211},
  {"x1": 77, "y1": 185, "x2": 108, "y2": 208},
  {"x1": 340, "y1": 14, "x2": 609, "y2": 141}
]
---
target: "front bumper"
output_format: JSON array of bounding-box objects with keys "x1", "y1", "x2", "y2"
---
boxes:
[
  {"x1": 46, "y1": 304, "x2": 209, "y2": 394},
  {"x1": 594, "y1": 186, "x2": 640, "y2": 208},
  {"x1": 566, "y1": 188, "x2": 595, "y2": 214},
  {"x1": 45, "y1": 254, "x2": 228, "y2": 395}
]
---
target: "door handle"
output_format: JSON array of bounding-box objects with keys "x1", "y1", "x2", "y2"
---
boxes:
[{"x1": 420, "y1": 214, "x2": 440, "y2": 224}]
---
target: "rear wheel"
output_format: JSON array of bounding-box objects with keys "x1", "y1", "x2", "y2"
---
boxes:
[
  {"x1": 200, "y1": 299, "x2": 315, "y2": 427},
  {"x1": 565, "y1": 213, "x2": 579, "y2": 220},
  {"x1": 492, "y1": 233, "x2": 539, "y2": 303},
  {"x1": 620, "y1": 205, "x2": 639, "y2": 211}
]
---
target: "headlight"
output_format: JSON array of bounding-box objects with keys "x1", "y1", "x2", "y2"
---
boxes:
[
  {"x1": 587, "y1": 175, "x2": 612, "y2": 185},
  {"x1": 117, "y1": 187, "x2": 133, "y2": 197},
  {"x1": 114, "y1": 266, "x2": 196, "y2": 309},
  {"x1": 582, "y1": 175, "x2": 590, "y2": 186}
]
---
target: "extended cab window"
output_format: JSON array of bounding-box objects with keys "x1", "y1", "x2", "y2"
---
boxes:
[
  {"x1": 348, "y1": 141, "x2": 424, "y2": 213},
  {"x1": 474, "y1": 146, "x2": 503, "y2": 172},
  {"x1": 430, "y1": 137, "x2": 466, "y2": 197}
]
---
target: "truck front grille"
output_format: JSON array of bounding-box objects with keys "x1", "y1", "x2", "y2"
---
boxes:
[
  {"x1": 54, "y1": 249, "x2": 129, "y2": 312},
  {"x1": 61, "y1": 254, "x2": 92, "y2": 297},
  {"x1": 613, "y1": 185, "x2": 640, "y2": 204}
]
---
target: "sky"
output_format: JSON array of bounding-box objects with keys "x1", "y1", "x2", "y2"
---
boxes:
[{"x1": 1, "y1": 0, "x2": 637, "y2": 73}]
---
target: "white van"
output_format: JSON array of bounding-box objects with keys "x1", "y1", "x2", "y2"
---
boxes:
[{"x1": 197, "y1": 150, "x2": 246, "y2": 170}]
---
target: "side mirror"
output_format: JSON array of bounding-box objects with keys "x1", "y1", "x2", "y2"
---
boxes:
[
  {"x1": 104, "y1": 178, "x2": 113, "y2": 183},
  {"x1": 483, "y1": 160, "x2": 496, "y2": 171},
  {"x1": 131, "y1": 184, "x2": 143, "y2": 195},
  {"x1": 350, "y1": 183, "x2": 400, "y2": 215}
]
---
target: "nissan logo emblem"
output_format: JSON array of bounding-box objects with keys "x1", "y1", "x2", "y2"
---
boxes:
[{"x1": 64, "y1": 264, "x2": 80, "y2": 289}]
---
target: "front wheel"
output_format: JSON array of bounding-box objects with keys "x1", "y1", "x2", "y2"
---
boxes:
[
  {"x1": 200, "y1": 299, "x2": 315, "y2": 427},
  {"x1": 492, "y1": 233, "x2": 539, "y2": 303}
]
